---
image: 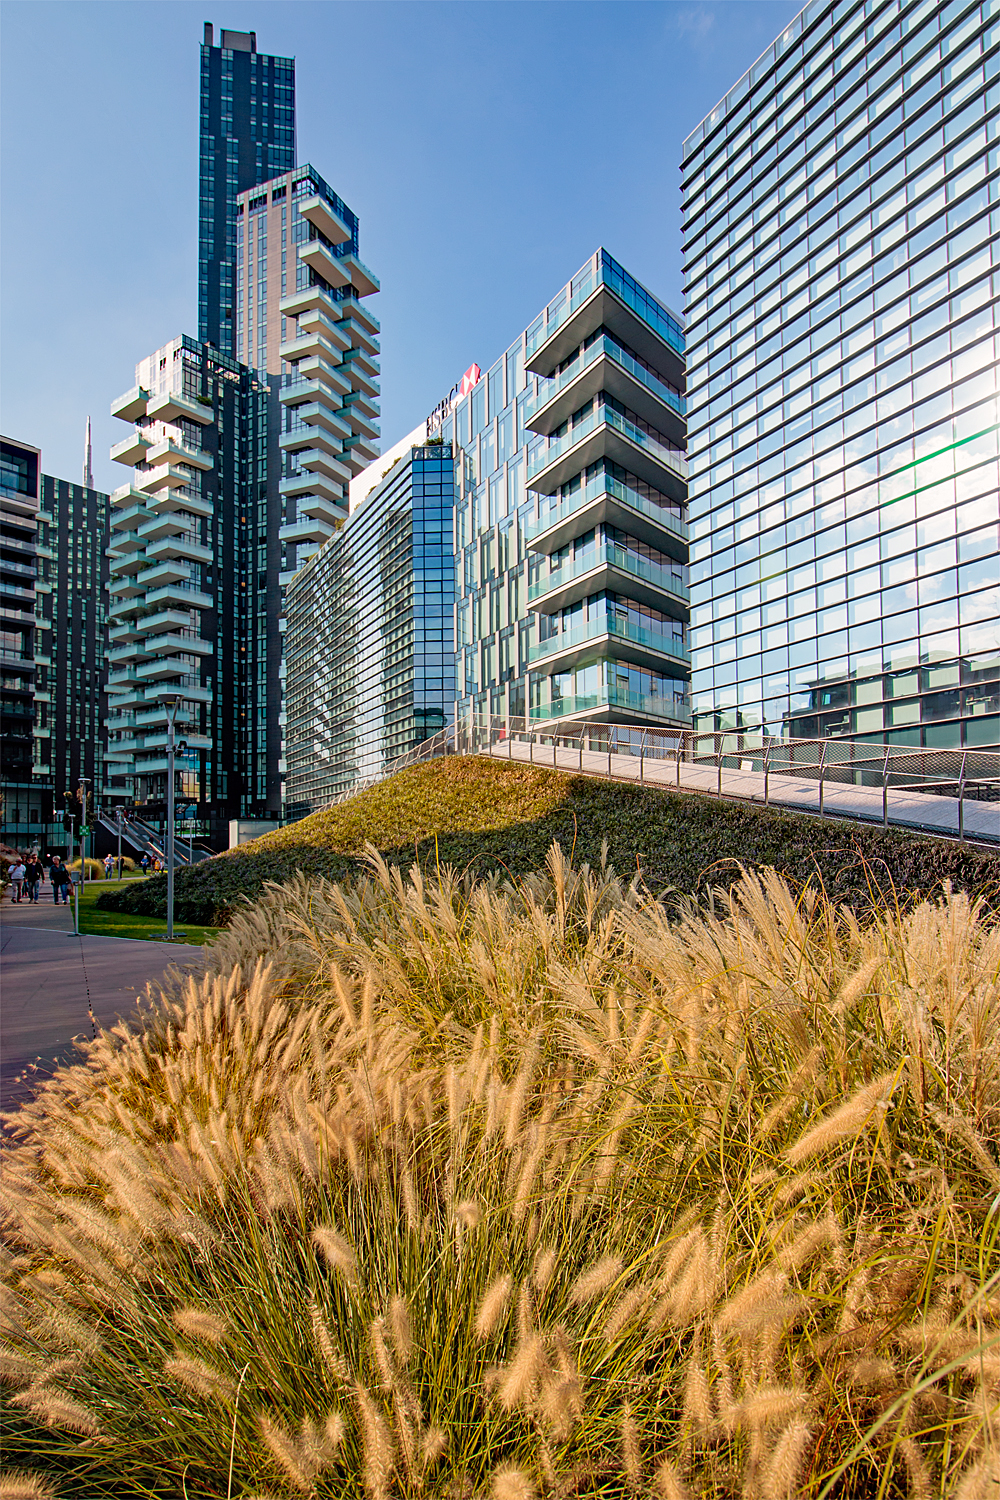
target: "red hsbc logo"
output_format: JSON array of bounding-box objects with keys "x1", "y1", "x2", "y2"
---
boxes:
[{"x1": 426, "y1": 363, "x2": 483, "y2": 436}]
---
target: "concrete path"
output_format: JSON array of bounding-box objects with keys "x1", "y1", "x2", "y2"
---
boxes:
[
  {"x1": 483, "y1": 739, "x2": 1000, "y2": 843},
  {"x1": 1, "y1": 881, "x2": 203, "y2": 1112}
]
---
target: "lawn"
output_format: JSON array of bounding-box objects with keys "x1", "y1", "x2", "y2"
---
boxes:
[{"x1": 76, "y1": 872, "x2": 219, "y2": 945}]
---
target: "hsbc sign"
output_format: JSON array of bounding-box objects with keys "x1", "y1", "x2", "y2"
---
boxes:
[{"x1": 425, "y1": 363, "x2": 481, "y2": 438}]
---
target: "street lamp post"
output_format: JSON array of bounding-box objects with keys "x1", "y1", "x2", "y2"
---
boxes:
[
  {"x1": 157, "y1": 692, "x2": 183, "y2": 940},
  {"x1": 116, "y1": 807, "x2": 124, "y2": 878},
  {"x1": 77, "y1": 777, "x2": 91, "y2": 884}
]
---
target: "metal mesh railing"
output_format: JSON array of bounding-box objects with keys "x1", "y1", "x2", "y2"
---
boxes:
[{"x1": 326, "y1": 715, "x2": 999, "y2": 844}]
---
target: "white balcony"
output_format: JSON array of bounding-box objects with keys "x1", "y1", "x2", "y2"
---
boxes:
[
  {"x1": 297, "y1": 306, "x2": 352, "y2": 349},
  {"x1": 340, "y1": 298, "x2": 380, "y2": 338},
  {"x1": 110, "y1": 432, "x2": 153, "y2": 467},
  {"x1": 145, "y1": 438, "x2": 214, "y2": 472},
  {"x1": 142, "y1": 583, "x2": 213, "y2": 612},
  {"x1": 280, "y1": 469, "x2": 347, "y2": 504},
  {"x1": 298, "y1": 494, "x2": 345, "y2": 526},
  {"x1": 136, "y1": 464, "x2": 189, "y2": 494},
  {"x1": 146, "y1": 536, "x2": 214, "y2": 566},
  {"x1": 298, "y1": 240, "x2": 351, "y2": 289},
  {"x1": 146, "y1": 390, "x2": 214, "y2": 425},
  {"x1": 136, "y1": 511, "x2": 187, "y2": 543},
  {"x1": 110, "y1": 484, "x2": 154, "y2": 509},
  {"x1": 339, "y1": 252, "x2": 379, "y2": 296},
  {"x1": 148, "y1": 632, "x2": 213, "y2": 656},
  {"x1": 143, "y1": 489, "x2": 213, "y2": 519},
  {"x1": 290, "y1": 402, "x2": 353, "y2": 442},
  {"x1": 111, "y1": 386, "x2": 149, "y2": 423},
  {"x1": 279, "y1": 515, "x2": 337, "y2": 546},
  {"x1": 297, "y1": 195, "x2": 351, "y2": 245},
  {"x1": 296, "y1": 447, "x2": 353, "y2": 484}
]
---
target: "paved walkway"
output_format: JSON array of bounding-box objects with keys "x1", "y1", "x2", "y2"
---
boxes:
[
  {"x1": 1, "y1": 881, "x2": 203, "y2": 1112},
  {"x1": 483, "y1": 740, "x2": 1000, "y2": 843}
]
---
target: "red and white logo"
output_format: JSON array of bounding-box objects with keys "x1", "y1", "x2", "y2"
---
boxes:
[{"x1": 458, "y1": 364, "x2": 481, "y2": 398}]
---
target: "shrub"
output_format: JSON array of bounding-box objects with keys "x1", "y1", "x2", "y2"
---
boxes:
[
  {"x1": 4, "y1": 849, "x2": 999, "y2": 1498},
  {"x1": 95, "y1": 757, "x2": 1000, "y2": 926},
  {"x1": 67, "y1": 858, "x2": 106, "y2": 880}
]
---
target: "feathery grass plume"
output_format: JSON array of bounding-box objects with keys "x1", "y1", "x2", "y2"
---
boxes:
[
  {"x1": 0, "y1": 1473, "x2": 59, "y2": 1500},
  {"x1": 680, "y1": 1352, "x2": 713, "y2": 1438},
  {"x1": 455, "y1": 1199, "x2": 481, "y2": 1230},
  {"x1": 953, "y1": 1457, "x2": 1000, "y2": 1500},
  {"x1": 761, "y1": 1419, "x2": 812, "y2": 1500},
  {"x1": 312, "y1": 1225, "x2": 358, "y2": 1287},
  {"x1": 370, "y1": 1318, "x2": 396, "y2": 1393},
  {"x1": 532, "y1": 1247, "x2": 557, "y2": 1294},
  {"x1": 0, "y1": 1349, "x2": 37, "y2": 1385},
  {"x1": 621, "y1": 1403, "x2": 641, "y2": 1494},
  {"x1": 259, "y1": 1414, "x2": 319, "y2": 1493},
  {"x1": 539, "y1": 1373, "x2": 583, "y2": 1439},
  {"x1": 569, "y1": 1255, "x2": 622, "y2": 1306},
  {"x1": 475, "y1": 1274, "x2": 513, "y2": 1340},
  {"x1": 504, "y1": 1036, "x2": 540, "y2": 1149},
  {"x1": 172, "y1": 1304, "x2": 227, "y2": 1346},
  {"x1": 491, "y1": 1465, "x2": 535, "y2": 1500},
  {"x1": 786, "y1": 1072, "x2": 896, "y2": 1165},
  {"x1": 653, "y1": 1459, "x2": 690, "y2": 1500},
  {"x1": 309, "y1": 1299, "x2": 351, "y2": 1382},
  {"x1": 497, "y1": 1334, "x2": 548, "y2": 1412},
  {"x1": 8, "y1": 1386, "x2": 102, "y2": 1437},
  {"x1": 163, "y1": 1355, "x2": 236, "y2": 1403},
  {"x1": 421, "y1": 1427, "x2": 447, "y2": 1469},
  {"x1": 355, "y1": 1382, "x2": 396, "y2": 1500},
  {"x1": 738, "y1": 1386, "x2": 809, "y2": 1432},
  {"x1": 603, "y1": 1286, "x2": 648, "y2": 1346},
  {"x1": 389, "y1": 1295, "x2": 412, "y2": 1364},
  {"x1": 899, "y1": 1436, "x2": 934, "y2": 1500}
]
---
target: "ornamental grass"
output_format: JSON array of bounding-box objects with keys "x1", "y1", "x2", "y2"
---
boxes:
[{"x1": 2, "y1": 846, "x2": 999, "y2": 1499}]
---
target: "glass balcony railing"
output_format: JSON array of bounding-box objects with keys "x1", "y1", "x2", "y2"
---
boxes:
[
  {"x1": 528, "y1": 544, "x2": 689, "y2": 604},
  {"x1": 525, "y1": 470, "x2": 688, "y2": 545},
  {"x1": 528, "y1": 614, "x2": 690, "y2": 665},
  {"x1": 522, "y1": 336, "x2": 684, "y2": 425},
  {"x1": 527, "y1": 405, "x2": 687, "y2": 484},
  {"x1": 525, "y1": 255, "x2": 685, "y2": 360},
  {"x1": 530, "y1": 687, "x2": 691, "y2": 722}
]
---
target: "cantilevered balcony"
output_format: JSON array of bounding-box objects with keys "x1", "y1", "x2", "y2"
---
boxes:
[
  {"x1": 136, "y1": 511, "x2": 188, "y2": 543},
  {"x1": 146, "y1": 390, "x2": 214, "y2": 425},
  {"x1": 527, "y1": 407, "x2": 687, "y2": 502},
  {"x1": 529, "y1": 687, "x2": 691, "y2": 729},
  {"x1": 141, "y1": 582, "x2": 212, "y2": 612},
  {"x1": 135, "y1": 464, "x2": 190, "y2": 494},
  {"x1": 529, "y1": 544, "x2": 689, "y2": 616},
  {"x1": 111, "y1": 483, "x2": 155, "y2": 510},
  {"x1": 146, "y1": 632, "x2": 213, "y2": 656},
  {"x1": 524, "y1": 334, "x2": 685, "y2": 447},
  {"x1": 340, "y1": 297, "x2": 380, "y2": 337},
  {"x1": 279, "y1": 331, "x2": 348, "y2": 367},
  {"x1": 525, "y1": 254, "x2": 685, "y2": 387},
  {"x1": 527, "y1": 615, "x2": 690, "y2": 676},
  {"x1": 342, "y1": 434, "x2": 378, "y2": 471},
  {"x1": 140, "y1": 608, "x2": 196, "y2": 636},
  {"x1": 297, "y1": 195, "x2": 351, "y2": 245},
  {"x1": 279, "y1": 515, "x2": 336, "y2": 546},
  {"x1": 298, "y1": 306, "x2": 353, "y2": 348},
  {"x1": 280, "y1": 469, "x2": 349, "y2": 504},
  {"x1": 298, "y1": 240, "x2": 351, "y2": 289},
  {"x1": 145, "y1": 438, "x2": 214, "y2": 472},
  {"x1": 110, "y1": 432, "x2": 153, "y2": 467},
  {"x1": 298, "y1": 494, "x2": 346, "y2": 527},
  {"x1": 294, "y1": 447, "x2": 354, "y2": 484},
  {"x1": 526, "y1": 470, "x2": 688, "y2": 560},
  {"x1": 289, "y1": 403, "x2": 353, "y2": 442},
  {"x1": 143, "y1": 488, "x2": 213, "y2": 519},
  {"x1": 110, "y1": 386, "x2": 149, "y2": 422},
  {"x1": 146, "y1": 536, "x2": 213, "y2": 567},
  {"x1": 339, "y1": 252, "x2": 379, "y2": 296}
]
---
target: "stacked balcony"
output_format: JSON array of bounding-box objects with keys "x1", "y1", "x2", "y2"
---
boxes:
[
  {"x1": 106, "y1": 388, "x2": 215, "y2": 789},
  {"x1": 278, "y1": 223, "x2": 380, "y2": 574},
  {"x1": 523, "y1": 251, "x2": 690, "y2": 730}
]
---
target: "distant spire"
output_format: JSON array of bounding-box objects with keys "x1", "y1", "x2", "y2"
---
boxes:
[{"x1": 83, "y1": 416, "x2": 93, "y2": 489}]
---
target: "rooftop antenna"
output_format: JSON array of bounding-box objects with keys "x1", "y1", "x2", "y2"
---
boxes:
[{"x1": 83, "y1": 416, "x2": 93, "y2": 489}]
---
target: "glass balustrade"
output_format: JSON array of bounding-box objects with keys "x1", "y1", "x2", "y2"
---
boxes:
[
  {"x1": 530, "y1": 687, "x2": 691, "y2": 721},
  {"x1": 525, "y1": 471, "x2": 688, "y2": 544},
  {"x1": 528, "y1": 544, "x2": 689, "y2": 603},
  {"x1": 522, "y1": 336, "x2": 684, "y2": 424},
  {"x1": 528, "y1": 614, "x2": 690, "y2": 664},
  {"x1": 526, "y1": 406, "x2": 686, "y2": 483},
  {"x1": 525, "y1": 256, "x2": 685, "y2": 359}
]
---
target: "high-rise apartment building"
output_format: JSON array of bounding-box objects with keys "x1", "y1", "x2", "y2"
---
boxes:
[
  {"x1": 36, "y1": 475, "x2": 110, "y2": 817},
  {"x1": 682, "y1": 0, "x2": 999, "y2": 750},
  {"x1": 433, "y1": 249, "x2": 690, "y2": 737},
  {"x1": 284, "y1": 440, "x2": 455, "y2": 813},
  {"x1": 0, "y1": 436, "x2": 50, "y2": 845},
  {"x1": 199, "y1": 23, "x2": 295, "y2": 356},
  {"x1": 233, "y1": 163, "x2": 380, "y2": 580},
  {"x1": 107, "y1": 337, "x2": 280, "y2": 847}
]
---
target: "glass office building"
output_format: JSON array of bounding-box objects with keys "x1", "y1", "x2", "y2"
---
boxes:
[
  {"x1": 682, "y1": 0, "x2": 999, "y2": 750},
  {"x1": 199, "y1": 23, "x2": 296, "y2": 356},
  {"x1": 431, "y1": 248, "x2": 690, "y2": 736},
  {"x1": 284, "y1": 443, "x2": 455, "y2": 813}
]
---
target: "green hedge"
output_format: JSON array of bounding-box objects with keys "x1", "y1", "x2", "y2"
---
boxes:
[{"x1": 97, "y1": 755, "x2": 1000, "y2": 926}]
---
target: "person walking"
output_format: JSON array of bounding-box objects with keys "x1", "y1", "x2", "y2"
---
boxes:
[
  {"x1": 104, "y1": 853, "x2": 114, "y2": 879},
  {"x1": 23, "y1": 855, "x2": 42, "y2": 903},
  {"x1": 8, "y1": 859, "x2": 26, "y2": 903},
  {"x1": 140, "y1": 853, "x2": 150, "y2": 876},
  {"x1": 49, "y1": 855, "x2": 72, "y2": 905}
]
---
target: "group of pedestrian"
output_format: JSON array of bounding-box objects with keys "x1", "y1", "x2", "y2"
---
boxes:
[{"x1": 5, "y1": 854, "x2": 72, "y2": 904}]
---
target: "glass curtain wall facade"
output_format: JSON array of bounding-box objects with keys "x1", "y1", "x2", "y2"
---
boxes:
[
  {"x1": 284, "y1": 444, "x2": 455, "y2": 813},
  {"x1": 0, "y1": 437, "x2": 52, "y2": 847},
  {"x1": 433, "y1": 249, "x2": 690, "y2": 736},
  {"x1": 199, "y1": 23, "x2": 295, "y2": 356},
  {"x1": 36, "y1": 476, "x2": 110, "y2": 821},
  {"x1": 682, "y1": 0, "x2": 999, "y2": 750},
  {"x1": 107, "y1": 336, "x2": 279, "y2": 847}
]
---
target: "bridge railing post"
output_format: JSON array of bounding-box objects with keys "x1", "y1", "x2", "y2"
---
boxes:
[{"x1": 958, "y1": 750, "x2": 968, "y2": 842}]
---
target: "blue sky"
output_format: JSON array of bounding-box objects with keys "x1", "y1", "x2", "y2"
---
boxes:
[{"x1": 1, "y1": 0, "x2": 800, "y2": 491}]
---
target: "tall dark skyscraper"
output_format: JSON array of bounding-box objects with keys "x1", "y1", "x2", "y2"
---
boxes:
[{"x1": 198, "y1": 23, "x2": 296, "y2": 357}]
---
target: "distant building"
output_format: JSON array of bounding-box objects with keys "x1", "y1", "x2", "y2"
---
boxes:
[
  {"x1": 682, "y1": 0, "x2": 999, "y2": 749},
  {"x1": 284, "y1": 442, "x2": 456, "y2": 813},
  {"x1": 36, "y1": 475, "x2": 111, "y2": 836},
  {"x1": 0, "y1": 435, "x2": 50, "y2": 846},
  {"x1": 432, "y1": 248, "x2": 690, "y2": 739},
  {"x1": 106, "y1": 337, "x2": 279, "y2": 847},
  {"x1": 199, "y1": 23, "x2": 296, "y2": 357}
]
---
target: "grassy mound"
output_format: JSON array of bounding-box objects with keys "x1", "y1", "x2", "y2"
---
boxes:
[
  {"x1": 3, "y1": 850, "x2": 999, "y2": 1499},
  {"x1": 96, "y1": 757, "x2": 1000, "y2": 926}
]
